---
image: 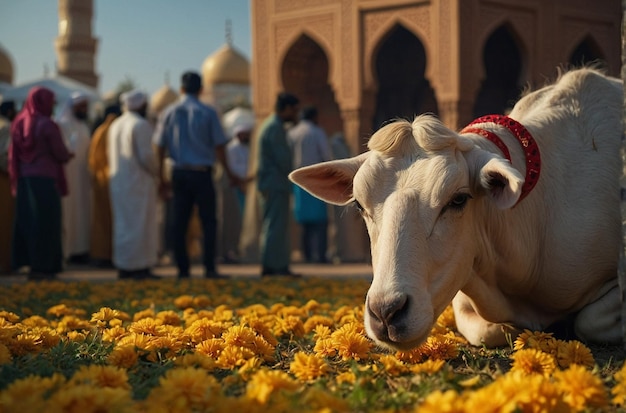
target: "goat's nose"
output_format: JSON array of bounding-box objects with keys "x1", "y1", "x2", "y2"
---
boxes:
[{"x1": 367, "y1": 294, "x2": 409, "y2": 328}]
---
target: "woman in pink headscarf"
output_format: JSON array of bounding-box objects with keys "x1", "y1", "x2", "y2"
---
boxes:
[{"x1": 9, "y1": 86, "x2": 72, "y2": 279}]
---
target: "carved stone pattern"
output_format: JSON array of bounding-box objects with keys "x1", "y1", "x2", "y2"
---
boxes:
[
  {"x1": 254, "y1": 0, "x2": 272, "y2": 114},
  {"x1": 362, "y1": 4, "x2": 431, "y2": 87},
  {"x1": 340, "y1": 0, "x2": 354, "y2": 102},
  {"x1": 275, "y1": 0, "x2": 337, "y2": 13},
  {"x1": 437, "y1": 0, "x2": 451, "y2": 93},
  {"x1": 274, "y1": 14, "x2": 334, "y2": 57}
]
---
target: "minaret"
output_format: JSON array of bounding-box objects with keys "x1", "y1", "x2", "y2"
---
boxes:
[{"x1": 54, "y1": 0, "x2": 98, "y2": 88}]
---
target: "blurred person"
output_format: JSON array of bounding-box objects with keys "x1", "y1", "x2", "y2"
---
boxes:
[
  {"x1": 57, "y1": 92, "x2": 92, "y2": 264},
  {"x1": 88, "y1": 103, "x2": 121, "y2": 267},
  {"x1": 9, "y1": 87, "x2": 73, "y2": 279},
  {"x1": 108, "y1": 90, "x2": 159, "y2": 280},
  {"x1": 226, "y1": 122, "x2": 253, "y2": 214},
  {"x1": 0, "y1": 100, "x2": 17, "y2": 274},
  {"x1": 288, "y1": 106, "x2": 332, "y2": 263},
  {"x1": 256, "y1": 92, "x2": 300, "y2": 277},
  {"x1": 154, "y1": 71, "x2": 238, "y2": 279}
]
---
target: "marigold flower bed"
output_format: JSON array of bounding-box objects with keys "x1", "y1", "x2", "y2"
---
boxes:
[{"x1": 0, "y1": 277, "x2": 624, "y2": 412}]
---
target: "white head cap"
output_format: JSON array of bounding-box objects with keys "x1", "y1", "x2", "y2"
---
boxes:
[{"x1": 121, "y1": 89, "x2": 148, "y2": 111}]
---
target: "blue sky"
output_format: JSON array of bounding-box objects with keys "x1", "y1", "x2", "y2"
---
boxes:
[{"x1": 0, "y1": 0, "x2": 251, "y2": 95}]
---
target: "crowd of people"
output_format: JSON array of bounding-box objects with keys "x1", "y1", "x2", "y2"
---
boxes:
[{"x1": 0, "y1": 70, "x2": 339, "y2": 281}]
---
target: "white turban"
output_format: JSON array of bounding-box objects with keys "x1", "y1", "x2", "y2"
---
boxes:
[
  {"x1": 232, "y1": 122, "x2": 253, "y2": 137},
  {"x1": 56, "y1": 91, "x2": 90, "y2": 122},
  {"x1": 121, "y1": 89, "x2": 147, "y2": 111}
]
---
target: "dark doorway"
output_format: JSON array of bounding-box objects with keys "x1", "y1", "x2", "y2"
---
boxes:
[
  {"x1": 373, "y1": 25, "x2": 438, "y2": 130},
  {"x1": 281, "y1": 34, "x2": 343, "y2": 136},
  {"x1": 569, "y1": 36, "x2": 606, "y2": 69},
  {"x1": 473, "y1": 25, "x2": 523, "y2": 118}
]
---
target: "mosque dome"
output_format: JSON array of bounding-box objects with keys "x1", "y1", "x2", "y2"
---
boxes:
[
  {"x1": 201, "y1": 43, "x2": 250, "y2": 86},
  {"x1": 0, "y1": 45, "x2": 15, "y2": 84},
  {"x1": 150, "y1": 84, "x2": 178, "y2": 114}
]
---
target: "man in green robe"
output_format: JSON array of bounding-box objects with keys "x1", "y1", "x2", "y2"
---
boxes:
[{"x1": 256, "y1": 92, "x2": 300, "y2": 276}]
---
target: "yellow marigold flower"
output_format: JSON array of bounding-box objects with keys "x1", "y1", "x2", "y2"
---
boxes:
[
  {"x1": 107, "y1": 345, "x2": 138, "y2": 369},
  {"x1": 289, "y1": 351, "x2": 330, "y2": 381},
  {"x1": 238, "y1": 356, "x2": 263, "y2": 380},
  {"x1": 91, "y1": 307, "x2": 130, "y2": 326},
  {"x1": 331, "y1": 326, "x2": 372, "y2": 361},
  {"x1": 409, "y1": 359, "x2": 445, "y2": 375},
  {"x1": 144, "y1": 367, "x2": 220, "y2": 412},
  {"x1": 193, "y1": 295, "x2": 211, "y2": 308},
  {"x1": 0, "y1": 374, "x2": 66, "y2": 411},
  {"x1": 102, "y1": 326, "x2": 128, "y2": 343},
  {"x1": 0, "y1": 342, "x2": 11, "y2": 364},
  {"x1": 196, "y1": 338, "x2": 225, "y2": 358},
  {"x1": 303, "y1": 299, "x2": 322, "y2": 313},
  {"x1": 117, "y1": 332, "x2": 157, "y2": 352},
  {"x1": 314, "y1": 337, "x2": 337, "y2": 358},
  {"x1": 174, "y1": 294, "x2": 195, "y2": 309},
  {"x1": 245, "y1": 369, "x2": 300, "y2": 404},
  {"x1": 66, "y1": 330, "x2": 87, "y2": 342},
  {"x1": 313, "y1": 324, "x2": 332, "y2": 340},
  {"x1": 436, "y1": 305, "x2": 456, "y2": 330},
  {"x1": 252, "y1": 335, "x2": 276, "y2": 362},
  {"x1": 510, "y1": 348, "x2": 556, "y2": 377},
  {"x1": 223, "y1": 325, "x2": 257, "y2": 348},
  {"x1": 418, "y1": 390, "x2": 465, "y2": 413},
  {"x1": 301, "y1": 386, "x2": 352, "y2": 413},
  {"x1": 47, "y1": 304, "x2": 85, "y2": 318},
  {"x1": 56, "y1": 315, "x2": 91, "y2": 332},
  {"x1": 396, "y1": 346, "x2": 426, "y2": 364},
  {"x1": 156, "y1": 310, "x2": 182, "y2": 326},
  {"x1": 513, "y1": 329, "x2": 556, "y2": 352},
  {"x1": 175, "y1": 353, "x2": 216, "y2": 371},
  {"x1": 556, "y1": 340, "x2": 594, "y2": 369},
  {"x1": 243, "y1": 318, "x2": 278, "y2": 346},
  {"x1": 9, "y1": 333, "x2": 41, "y2": 356},
  {"x1": 554, "y1": 364, "x2": 608, "y2": 410},
  {"x1": 217, "y1": 345, "x2": 255, "y2": 369},
  {"x1": 273, "y1": 315, "x2": 305, "y2": 338},
  {"x1": 50, "y1": 384, "x2": 134, "y2": 413},
  {"x1": 132, "y1": 308, "x2": 155, "y2": 321},
  {"x1": 421, "y1": 334, "x2": 459, "y2": 360},
  {"x1": 214, "y1": 304, "x2": 234, "y2": 321},
  {"x1": 336, "y1": 371, "x2": 356, "y2": 385},
  {"x1": 612, "y1": 362, "x2": 626, "y2": 405},
  {"x1": 0, "y1": 311, "x2": 20, "y2": 323},
  {"x1": 378, "y1": 354, "x2": 407, "y2": 376},
  {"x1": 303, "y1": 315, "x2": 335, "y2": 333},
  {"x1": 185, "y1": 319, "x2": 229, "y2": 344},
  {"x1": 70, "y1": 364, "x2": 131, "y2": 390},
  {"x1": 128, "y1": 317, "x2": 163, "y2": 336},
  {"x1": 21, "y1": 315, "x2": 49, "y2": 327}
]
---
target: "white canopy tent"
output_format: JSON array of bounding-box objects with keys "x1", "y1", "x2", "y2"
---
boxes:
[{"x1": 0, "y1": 75, "x2": 100, "y2": 112}]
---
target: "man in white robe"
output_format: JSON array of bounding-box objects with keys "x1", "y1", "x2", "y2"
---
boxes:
[
  {"x1": 57, "y1": 92, "x2": 92, "y2": 263},
  {"x1": 108, "y1": 90, "x2": 159, "y2": 279}
]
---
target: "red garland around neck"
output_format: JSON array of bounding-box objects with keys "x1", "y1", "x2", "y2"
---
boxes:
[{"x1": 460, "y1": 114, "x2": 541, "y2": 206}]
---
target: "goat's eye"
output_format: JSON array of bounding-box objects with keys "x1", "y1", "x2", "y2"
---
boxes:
[
  {"x1": 446, "y1": 193, "x2": 472, "y2": 211},
  {"x1": 354, "y1": 200, "x2": 364, "y2": 213}
]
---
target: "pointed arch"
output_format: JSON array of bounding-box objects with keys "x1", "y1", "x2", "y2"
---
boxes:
[
  {"x1": 371, "y1": 24, "x2": 438, "y2": 130},
  {"x1": 280, "y1": 34, "x2": 343, "y2": 138},
  {"x1": 568, "y1": 35, "x2": 606, "y2": 68},
  {"x1": 473, "y1": 23, "x2": 524, "y2": 118}
]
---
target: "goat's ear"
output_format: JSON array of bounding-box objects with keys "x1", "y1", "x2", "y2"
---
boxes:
[
  {"x1": 289, "y1": 152, "x2": 369, "y2": 206},
  {"x1": 466, "y1": 149, "x2": 524, "y2": 209}
]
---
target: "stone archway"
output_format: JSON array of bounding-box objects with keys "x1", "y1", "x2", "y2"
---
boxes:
[
  {"x1": 569, "y1": 35, "x2": 606, "y2": 68},
  {"x1": 372, "y1": 25, "x2": 438, "y2": 130},
  {"x1": 473, "y1": 24, "x2": 524, "y2": 118},
  {"x1": 281, "y1": 34, "x2": 343, "y2": 137}
]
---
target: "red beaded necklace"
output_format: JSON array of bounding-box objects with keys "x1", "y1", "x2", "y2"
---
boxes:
[{"x1": 460, "y1": 114, "x2": 541, "y2": 206}]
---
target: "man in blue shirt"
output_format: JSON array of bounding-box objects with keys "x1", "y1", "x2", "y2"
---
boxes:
[
  {"x1": 154, "y1": 71, "x2": 237, "y2": 278},
  {"x1": 257, "y1": 92, "x2": 300, "y2": 277}
]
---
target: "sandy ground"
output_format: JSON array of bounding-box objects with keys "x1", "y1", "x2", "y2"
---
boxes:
[{"x1": 0, "y1": 262, "x2": 374, "y2": 284}]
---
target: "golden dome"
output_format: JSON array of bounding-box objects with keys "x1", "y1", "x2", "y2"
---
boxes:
[
  {"x1": 201, "y1": 43, "x2": 250, "y2": 86},
  {"x1": 0, "y1": 45, "x2": 14, "y2": 84},
  {"x1": 150, "y1": 84, "x2": 178, "y2": 114}
]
